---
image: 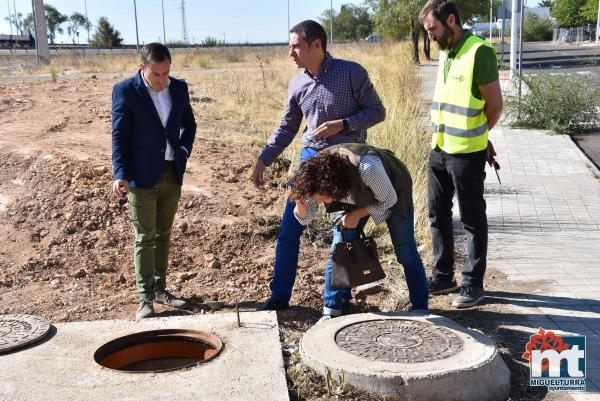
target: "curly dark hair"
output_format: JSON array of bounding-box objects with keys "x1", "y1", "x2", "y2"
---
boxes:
[{"x1": 290, "y1": 152, "x2": 358, "y2": 202}]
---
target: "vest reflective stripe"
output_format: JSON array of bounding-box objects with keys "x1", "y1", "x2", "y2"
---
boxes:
[
  {"x1": 432, "y1": 121, "x2": 489, "y2": 138},
  {"x1": 431, "y1": 34, "x2": 495, "y2": 154},
  {"x1": 431, "y1": 101, "x2": 483, "y2": 118}
]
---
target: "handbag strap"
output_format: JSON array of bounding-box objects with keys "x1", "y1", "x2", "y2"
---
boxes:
[{"x1": 336, "y1": 222, "x2": 367, "y2": 243}]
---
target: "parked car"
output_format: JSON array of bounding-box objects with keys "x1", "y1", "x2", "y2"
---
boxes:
[{"x1": 365, "y1": 33, "x2": 383, "y2": 42}]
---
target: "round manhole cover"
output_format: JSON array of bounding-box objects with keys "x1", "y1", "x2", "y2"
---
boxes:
[
  {"x1": 0, "y1": 314, "x2": 51, "y2": 354},
  {"x1": 335, "y1": 319, "x2": 463, "y2": 363}
]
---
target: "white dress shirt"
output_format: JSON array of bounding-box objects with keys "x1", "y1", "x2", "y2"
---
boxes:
[{"x1": 142, "y1": 73, "x2": 174, "y2": 161}]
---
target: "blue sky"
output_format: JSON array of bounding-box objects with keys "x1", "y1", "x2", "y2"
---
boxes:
[{"x1": 1, "y1": 0, "x2": 366, "y2": 44}]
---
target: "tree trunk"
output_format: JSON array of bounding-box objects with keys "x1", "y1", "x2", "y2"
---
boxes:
[
  {"x1": 410, "y1": 18, "x2": 420, "y2": 64},
  {"x1": 423, "y1": 27, "x2": 431, "y2": 60}
]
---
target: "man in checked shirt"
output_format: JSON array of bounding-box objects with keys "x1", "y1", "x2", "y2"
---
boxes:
[{"x1": 250, "y1": 20, "x2": 386, "y2": 312}]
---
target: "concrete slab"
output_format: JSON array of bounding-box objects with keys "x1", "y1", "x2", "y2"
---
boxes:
[
  {"x1": 300, "y1": 312, "x2": 510, "y2": 401},
  {"x1": 0, "y1": 312, "x2": 289, "y2": 401}
]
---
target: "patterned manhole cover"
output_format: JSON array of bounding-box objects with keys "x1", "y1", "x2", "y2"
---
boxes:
[
  {"x1": 335, "y1": 319, "x2": 464, "y2": 363},
  {"x1": 0, "y1": 314, "x2": 51, "y2": 354}
]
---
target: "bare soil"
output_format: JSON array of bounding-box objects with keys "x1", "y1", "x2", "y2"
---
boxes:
[{"x1": 0, "y1": 72, "x2": 572, "y2": 401}]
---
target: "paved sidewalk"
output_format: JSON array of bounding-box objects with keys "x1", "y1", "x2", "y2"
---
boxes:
[{"x1": 420, "y1": 62, "x2": 600, "y2": 397}]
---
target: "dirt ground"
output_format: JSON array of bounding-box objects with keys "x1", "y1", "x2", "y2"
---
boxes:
[
  {"x1": 0, "y1": 72, "x2": 337, "y2": 322},
  {"x1": 0, "y1": 69, "x2": 576, "y2": 401}
]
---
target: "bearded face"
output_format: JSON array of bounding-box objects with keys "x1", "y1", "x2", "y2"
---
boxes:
[
  {"x1": 423, "y1": 13, "x2": 456, "y2": 51},
  {"x1": 434, "y1": 24, "x2": 454, "y2": 50}
]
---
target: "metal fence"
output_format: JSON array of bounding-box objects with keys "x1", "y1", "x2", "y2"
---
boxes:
[{"x1": 553, "y1": 25, "x2": 597, "y2": 43}]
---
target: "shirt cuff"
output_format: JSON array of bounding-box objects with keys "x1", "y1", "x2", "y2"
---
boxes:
[
  {"x1": 293, "y1": 206, "x2": 312, "y2": 226},
  {"x1": 258, "y1": 148, "x2": 278, "y2": 167},
  {"x1": 180, "y1": 146, "x2": 189, "y2": 157}
]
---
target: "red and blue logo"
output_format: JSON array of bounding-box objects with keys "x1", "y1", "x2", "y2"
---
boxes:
[{"x1": 522, "y1": 328, "x2": 586, "y2": 391}]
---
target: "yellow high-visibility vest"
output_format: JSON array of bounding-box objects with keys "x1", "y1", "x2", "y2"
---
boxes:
[{"x1": 430, "y1": 35, "x2": 495, "y2": 154}]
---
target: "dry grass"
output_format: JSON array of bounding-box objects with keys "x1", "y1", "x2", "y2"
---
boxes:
[
  {"x1": 30, "y1": 42, "x2": 432, "y2": 263},
  {"x1": 30, "y1": 43, "x2": 432, "y2": 255}
]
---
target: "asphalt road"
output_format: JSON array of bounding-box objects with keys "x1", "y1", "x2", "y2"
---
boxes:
[
  {"x1": 495, "y1": 41, "x2": 600, "y2": 168},
  {"x1": 496, "y1": 40, "x2": 600, "y2": 77}
]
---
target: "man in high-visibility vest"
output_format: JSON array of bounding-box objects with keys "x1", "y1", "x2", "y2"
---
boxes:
[{"x1": 419, "y1": 0, "x2": 503, "y2": 308}]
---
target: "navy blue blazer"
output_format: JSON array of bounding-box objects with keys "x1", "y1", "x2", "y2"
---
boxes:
[{"x1": 111, "y1": 71, "x2": 197, "y2": 188}]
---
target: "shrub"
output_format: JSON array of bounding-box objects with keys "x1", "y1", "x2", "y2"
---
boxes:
[
  {"x1": 202, "y1": 36, "x2": 224, "y2": 47},
  {"x1": 523, "y1": 13, "x2": 554, "y2": 42},
  {"x1": 504, "y1": 72, "x2": 600, "y2": 134}
]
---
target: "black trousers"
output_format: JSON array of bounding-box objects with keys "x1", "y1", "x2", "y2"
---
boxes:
[{"x1": 427, "y1": 147, "x2": 488, "y2": 288}]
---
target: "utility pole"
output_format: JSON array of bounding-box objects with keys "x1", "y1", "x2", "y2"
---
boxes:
[
  {"x1": 489, "y1": 0, "x2": 493, "y2": 42},
  {"x1": 7, "y1": 0, "x2": 13, "y2": 35},
  {"x1": 181, "y1": 0, "x2": 189, "y2": 47},
  {"x1": 330, "y1": 0, "x2": 333, "y2": 44},
  {"x1": 32, "y1": 0, "x2": 49, "y2": 63},
  {"x1": 596, "y1": 0, "x2": 600, "y2": 46},
  {"x1": 518, "y1": 0, "x2": 524, "y2": 98},
  {"x1": 133, "y1": 0, "x2": 140, "y2": 51},
  {"x1": 84, "y1": 0, "x2": 90, "y2": 44},
  {"x1": 500, "y1": 0, "x2": 506, "y2": 65},
  {"x1": 161, "y1": 0, "x2": 166, "y2": 44},
  {"x1": 509, "y1": 0, "x2": 520, "y2": 80}
]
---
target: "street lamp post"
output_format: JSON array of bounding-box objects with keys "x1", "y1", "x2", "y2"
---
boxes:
[
  {"x1": 84, "y1": 0, "x2": 90, "y2": 44},
  {"x1": 596, "y1": 0, "x2": 600, "y2": 46},
  {"x1": 161, "y1": 0, "x2": 166, "y2": 45},
  {"x1": 489, "y1": 0, "x2": 493, "y2": 42},
  {"x1": 509, "y1": 0, "x2": 520, "y2": 80},
  {"x1": 133, "y1": 0, "x2": 140, "y2": 51},
  {"x1": 330, "y1": 0, "x2": 333, "y2": 44}
]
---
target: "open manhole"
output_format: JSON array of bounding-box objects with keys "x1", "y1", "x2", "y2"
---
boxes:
[{"x1": 94, "y1": 329, "x2": 223, "y2": 373}]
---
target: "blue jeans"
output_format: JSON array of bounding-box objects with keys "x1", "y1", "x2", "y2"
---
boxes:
[
  {"x1": 324, "y1": 210, "x2": 429, "y2": 314},
  {"x1": 269, "y1": 147, "x2": 319, "y2": 303}
]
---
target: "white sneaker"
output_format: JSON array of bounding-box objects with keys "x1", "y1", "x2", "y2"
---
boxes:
[{"x1": 316, "y1": 315, "x2": 333, "y2": 324}]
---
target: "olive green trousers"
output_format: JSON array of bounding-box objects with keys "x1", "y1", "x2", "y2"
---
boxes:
[{"x1": 127, "y1": 164, "x2": 181, "y2": 301}]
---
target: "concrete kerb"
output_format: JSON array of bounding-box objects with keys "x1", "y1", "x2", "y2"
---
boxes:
[
  {"x1": 0, "y1": 312, "x2": 289, "y2": 401},
  {"x1": 300, "y1": 312, "x2": 510, "y2": 401}
]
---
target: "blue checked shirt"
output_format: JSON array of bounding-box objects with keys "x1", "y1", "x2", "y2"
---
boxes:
[{"x1": 258, "y1": 53, "x2": 386, "y2": 166}]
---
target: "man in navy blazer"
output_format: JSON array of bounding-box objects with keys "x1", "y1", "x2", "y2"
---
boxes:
[{"x1": 111, "y1": 43, "x2": 196, "y2": 320}]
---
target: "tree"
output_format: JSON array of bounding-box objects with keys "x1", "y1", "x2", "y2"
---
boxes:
[
  {"x1": 320, "y1": 4, "x2": 373, "y2": 40},
  {"x1": 523, "y1": 13, "x2": 555, "y2": 41},
  {"x1": 43, "y1": 4, "x2": 68, "y2": 44},
  {"x1": 581, "y1": 0, "x2": 599, "y2": 23},
  {"x1": 20, "y1": 14, "x2": 34, "y2": 34},
  {"x1": 68, "y1": 12, "x2": 91, "y2": 44},
  {"x1": 366, "y1": 0, "x2": 424, "y2": 62},
  {"x1": 538, "y1": 0, "x2": 556, "y2": 8},
  {"x1": 366, "y1": 0, "x2": 502, "y2": 64},
  {"x1": 4, "y1": 12, "x2": 23, "y2": 35},
  {"x1": 91, "y1": 17, "x2": 123, "y2": 48},
  {"x1": 22, "y1": 4, "x2": 68, "y2": 44},
  {"x1": 551, "y1": 0, "x2": 587, "y2": 27}
]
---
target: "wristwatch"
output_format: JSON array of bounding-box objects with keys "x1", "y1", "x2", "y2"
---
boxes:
[{"x1": 342, "y1": 118, "x2": 349, "y2": 130}]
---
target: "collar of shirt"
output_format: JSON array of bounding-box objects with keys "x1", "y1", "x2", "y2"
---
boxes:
[
  {"x1": 303, "y1": 52, "x2": 333, "y2": 80},
  {"x1": 140, "y1": 71, "x2": 171, "y2": 93},
  {"x1": 447, "y1": 30, "x2": 472, "y2": 59}
]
